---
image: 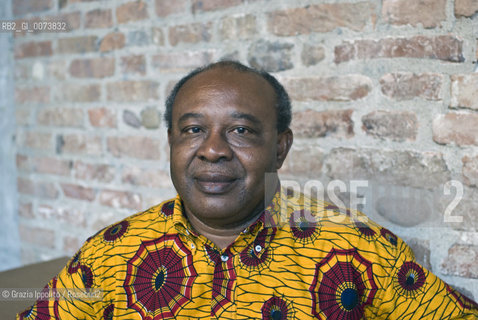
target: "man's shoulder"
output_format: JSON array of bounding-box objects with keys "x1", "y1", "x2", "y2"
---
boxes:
[
  {"x1": 82, "y1": 197, "x2": 178, "y2": 251},
  {"x1": 282, "y1": 192, "x2": 404, "y2": 257}
]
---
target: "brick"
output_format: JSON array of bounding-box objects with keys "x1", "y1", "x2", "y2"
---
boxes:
[
  {"x1": 462, "y1": 155, "x2": 478, "y2": 187},
  {"x1": 58, "y1": 134, "x2": 103, "y2": 155},
  {"x1": 325, "y1": 148, "x2": 450, "y2": 188},
  {"x1": 123, "y1": 110, "x2": 141, "y2": 128},
  {"x1": 301, "y1": 44, "x2": 325, "y2": 66},
  {"x1": 17, "y1": 177, "x2": 59, "y2": 199},
  {"x1": 382, "y1": 0, "x2": 446, "y2": 28},
  {"x1": 127, "y1": 31, "x2": 149, "y2": 46},
  {"x1": 16, "y1": 154, "x2": 30, "y2": 172},
  {"x1": 169, "y1": 22, "x2": 212, "y2": 46},
  {"x1": 120, "y1": 55, "x2": 146, "y2": 75},
  {"x1": 85, "y1": 9, "x2": 112, "y2": 28},
  {"x1": 37, "y1": 107, "x2": 84, "y2": 127},
  {"x1": 248, "y1": 40, "x2": 294, "y2": 72},
  {"x1": 404, "y1": 238, "x2": 432, "y2": 270},
  {"x1": 88, "y1": 108, "x2": 117, "y2": 128},
  {"x1": 219, "y1": 14, "x2": 256, "y2": 40},
  {"x1": 152, "y1": 51, "x2": 214, "y2": 72},
  {"x1": 55, "y1": 84, "x2": 101, "y2": 103},
  {"x1": 155, "y1": 0, "x2": 188, "y2": 17},
  {"x1": 268, "y1": 2, "x2": 375, "y2": 36},
  {"x1": 279, "y1": 145, "x2": 324, "y2": 176},
  {"x1": 99, "y1": 32, "x2": 125, "y2": 53},
  {"x1": 23, "y1": 132, "x2": 52, "y2": 150},
  {"x1": 57, "y1": 36, "x2": 97, "y2": 54},
  {"x1": 61, "y1": 183, "x2": 96, "y2": 201},
  {"x1": 18, "y1": 202, "x2": 34, "y2": 219},
  {"x1": 380, "y1": 73, "x2": 443, "y2": 101},
  {"x1": 455, "y1": 0, "x2": 478, "y2": 17},
  {"x1": 15, "y1": 41, "x2": 52, "y2": 59},
  {"x1": 15, "y1": 86, "x2": 50, "y2": 104},
  {"x1": 69, "y1": 58, "x2": 115, "y2": 78},
  {"x1": 106, "y1": 81, "x2": 159, "y2": 102},
  {"x1": 192, "y1": 0, "x2": 242, "y2": 12},
  {"x1": 451, "y1": 74, "x2": 478, "y2": 110},
  {"x1": 48, "y1": 60, "x2": 68, "y2": 80},
  {"x1": 117, "y1": 1, "x2": 149, "y2": 23},
  {"x1": 152, "y1": 27, "x2": 165, "y2": 45},
  {"x1": 335, "y1": 36, "x2": 464, "y2": 63},
  {"x1": 284, "y1": 75, "x2": 372, "y2": 101},
  {"x1": 13, "y1": 0, "x2": 53, "y2": 16},
  {"x1": 433, "y1": 113, "x2": 478, "y2": 146},
  {"x1": 32, "y1": 157, "x2": 72, "y2": 176},
  {"x1": 362, "y1": 110, "x2": 417, "y2": 141},
  {"x1": 19, "y1": 225, "x2": 55, "y2": 248},
  {"x1": 122, "y1": 166, "x2": 172, "y2": 188},
  {"x1": 141, "y1": 107, "x2": 161, "y2": 129},
  {"x1": 292, "y1": 109, "x2": 354, "y2": 139},
  {"x1": 99, "y1": 189, "x2": 142, "y2": 210},
  {"x1": 74, "y1": 161, "x2": 115, "y2": 182},
  {"x1": 441, "y1": 244, "x2": 478, "y2": 278},
  {"x1": 107, "y1": 136, "x2": 162, "y2": 159},
  {"x1": 38, "y1": 204, "x2": 87, "y2": 227},
  {"x1": 58, "y1": 12, "x2": 81, "y2": 30}
]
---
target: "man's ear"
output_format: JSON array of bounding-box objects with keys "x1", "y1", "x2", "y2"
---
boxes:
[
  {"x1": 276, "y1": 128, "x2": 293, "y2": 170},
  {"x1": 167, "y1": 128, "x2": 172, "y2": 146}
]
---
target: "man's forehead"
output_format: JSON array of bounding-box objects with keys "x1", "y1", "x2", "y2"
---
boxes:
[
  {"x1": 178, "y1": 111, "x2": 262, "y2": 125},
  {"x1": 170, "y1": 67, "x2": 277, "y2": 128},
  {"x1": 180, "y1": 66, "x2": 270, "y2": 92}
]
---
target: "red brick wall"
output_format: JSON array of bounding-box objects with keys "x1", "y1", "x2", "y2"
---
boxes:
[{"x1": 11, "y1": 0, "x2": 478, "y2": 298}]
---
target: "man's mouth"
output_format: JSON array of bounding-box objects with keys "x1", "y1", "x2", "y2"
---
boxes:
[{"x1": 194, "y1": 173, "x2": 238, "y2": 194}]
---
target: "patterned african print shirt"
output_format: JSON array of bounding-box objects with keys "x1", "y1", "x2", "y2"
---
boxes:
[{"x1": 18, "y1": 188, "x2": 478, "y2": 319}]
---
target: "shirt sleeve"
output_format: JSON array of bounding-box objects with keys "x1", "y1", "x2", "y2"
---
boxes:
[
  {"x1": 375, "y1": 237, "x2": 478, "y2": 319},
  {"x1": 16, "y1": 246, "x2": 98, "y2": 319}
]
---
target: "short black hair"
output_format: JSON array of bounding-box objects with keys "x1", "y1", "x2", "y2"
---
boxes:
[{"x1": 164, "y1": 60, "x2": 292, "y2": 133}]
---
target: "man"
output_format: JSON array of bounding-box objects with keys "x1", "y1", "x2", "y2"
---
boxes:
[{"x1": 18, "y1": 61, "x2": 478, "y2": 319}]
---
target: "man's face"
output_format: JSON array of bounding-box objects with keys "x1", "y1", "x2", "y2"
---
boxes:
[{"x1": 168, "y1": 67, "x2": 291, "y2": 228}]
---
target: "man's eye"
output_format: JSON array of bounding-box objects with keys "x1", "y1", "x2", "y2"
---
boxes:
[
  {"x1": 185, "y1": 127, "x2": 202, "y2": 134},
  {"x1": 233, "y1": 127, "x2": 249, "y2": 134}
]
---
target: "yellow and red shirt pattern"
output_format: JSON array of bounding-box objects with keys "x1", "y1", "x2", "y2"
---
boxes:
[{"x1": 17, "y1": 188, "x2": 478, "y2": 319}]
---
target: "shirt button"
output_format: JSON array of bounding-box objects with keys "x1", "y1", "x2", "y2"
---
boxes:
[
  {"x1": 255, "y1": 245, "x2": 262, "y2": 252},
  {"x1": 220, "y1": 254, "x2": 229, "y2": 262}
]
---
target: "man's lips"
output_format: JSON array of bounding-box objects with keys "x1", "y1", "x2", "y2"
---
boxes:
[{"x1": 194, "y1": 173, "x2": 238, "y2": 194}]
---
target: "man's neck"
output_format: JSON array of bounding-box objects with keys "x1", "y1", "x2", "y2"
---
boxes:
[
  {"x1": 182, "y1": 178, "x2": 280, "y2": 250},
  {"x1": 184, "y1": 207, "x2": 263, "y2": 250}
]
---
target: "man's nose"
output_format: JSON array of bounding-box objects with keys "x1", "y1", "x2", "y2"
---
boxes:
[{"x1": 197, "y1": 130, "x2": 233, "y2": 162}]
